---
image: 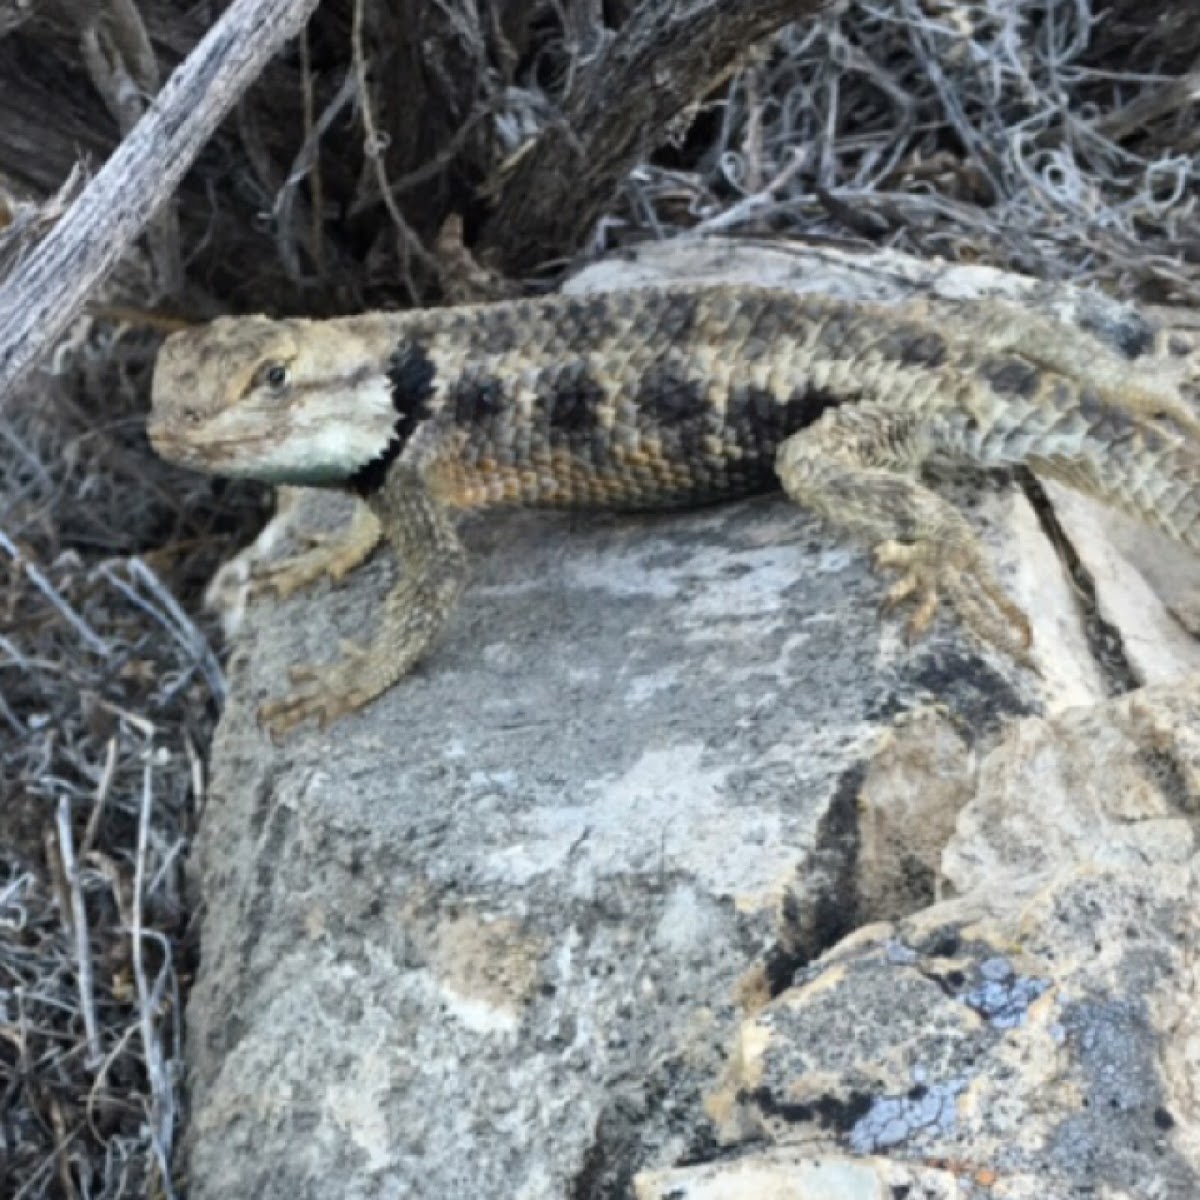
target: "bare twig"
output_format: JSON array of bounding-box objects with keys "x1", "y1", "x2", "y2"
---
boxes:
[
  {"x1": 131, "y1": 764, "x2": 177, "y2": 1200},
  {"x1": 693, "y1": 147, "x2": 811, "y2": 233},
  {"x1": 49, "y1": 1097, "x2": 80, "y2": 1200},
  {"x1": 185, "y1": 727, "x2": 206, "y2": 820},
  {"x1": 84, "y1": 302, "x2": 193, "y2": 333},
  {"x1": 298, "y1": 27, "x2": 326, "y2": 278},
  {"x1": 274, "y1": 68, "x2": 357, "y2": 283},
  {"x1": 105, "y1": 0, "x2": 158, "y2": 89},
  {"x1": 350, "y1": 0, "x2": 436, "y2": 301},
  {"x1": 98, "y1": 557, "x2": 226, "y2": 704},
  {"x1": 0, "y1": 0, "x2": 321, "y2": 402},
  {"x1": 56, "y1": 796, "x2": 102, "y2": 1068},
  {"x1": 80, "y1": 0, "x2": 182, "y2": 297},
  {"x1": 611, "y1": 0, "x2": 1200, "y2": 302},
  {"x1": 3, "y1": 315, "x2": 231, "y2": 1196},
  {"x1": 81, "y1": 738, "x2": 118, "y2": 857},
  {"x1": 1097, "y1": 67, "x2": 1200, "y2": 140},
  {"x1": 0, "y1": 528, "x2": 109, "y2": 656}
]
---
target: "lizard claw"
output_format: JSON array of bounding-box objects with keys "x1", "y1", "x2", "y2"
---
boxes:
[
  {"x1": 872, "y1": 538, "x2": 1033, "y2": 663},
  {"x1": 252, "y1": 535, "x2": 339, "y2": 599},
  {"x1": 252, "y1": 534, "x2": 370, "y2": 599},
  {"x1": 257, "y1": 641, "x2": 379, "y2": 738}
]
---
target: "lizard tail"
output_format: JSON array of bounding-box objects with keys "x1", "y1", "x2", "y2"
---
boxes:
[{"x1": 1034, "y1": 433, "x2": 1200, "y2": 552}]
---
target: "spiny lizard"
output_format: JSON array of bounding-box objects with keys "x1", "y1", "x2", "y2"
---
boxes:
[{"x1": 148, "y1": 283, "x2": 1200, "y2": 736}]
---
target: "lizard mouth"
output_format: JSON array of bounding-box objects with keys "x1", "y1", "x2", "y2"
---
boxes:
[
  {"x1": 147, "y1": 424, "x2": 274, "y2": 470},
  {"x1": 146, "y1": 424, "x2": 190, "y2": 459}
]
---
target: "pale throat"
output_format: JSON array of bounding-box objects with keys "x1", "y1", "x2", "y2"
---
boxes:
[{"x1": 254, "y1": 371, "x2": 402, "y2": 486}]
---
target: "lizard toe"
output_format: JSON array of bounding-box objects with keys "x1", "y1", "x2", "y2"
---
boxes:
[
  {"x1": 871, "y1": 537, "x2": 1033, "y2": 662},
  {"x1": 260, "y1": 645, "x2": 385, "y2": 737}
]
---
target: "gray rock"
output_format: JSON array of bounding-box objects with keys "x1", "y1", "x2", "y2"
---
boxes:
[
  {"x1": 187, "y1": 489, "x2": 1038, "y2": 1198},
  {"x1": 636, "y1": 1150, "x2": 976, "y2": 1198},
  {"x1": 710, "y1": 681, "x2": 1200, "y2": 1199}
]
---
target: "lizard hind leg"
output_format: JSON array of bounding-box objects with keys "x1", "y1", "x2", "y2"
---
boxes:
[{"x1": 775, "y1": 404, "x2": 1032, "y2": 661}]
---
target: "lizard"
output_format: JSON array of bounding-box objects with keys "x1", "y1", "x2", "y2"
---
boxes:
[{"x1": 147, "y1": 282, "x2": 1200, "y2": 736}]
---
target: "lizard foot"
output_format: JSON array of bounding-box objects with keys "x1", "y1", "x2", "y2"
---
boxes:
[
  {"x1": 258, "y1": 639, "x2": 382, "y2": 738},
  {"x1": 254, "y1": 505, "x2": 383, "y2": 599},
  {"x1": 253, "y1": 535, "x2": 364, "y2": 598},
  {"x1": 872, "y1": 538, "x2": 1033, "y2": 663}
]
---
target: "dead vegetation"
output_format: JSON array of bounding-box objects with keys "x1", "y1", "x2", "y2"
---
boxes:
[{"x1": 0, "y1": 0, "x2": 1198, "y2": 1196}]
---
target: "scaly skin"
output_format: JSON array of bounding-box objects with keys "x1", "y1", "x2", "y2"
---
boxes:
[{"x1": 148, "y1": 283, "x2": 1200, "y2": 735}]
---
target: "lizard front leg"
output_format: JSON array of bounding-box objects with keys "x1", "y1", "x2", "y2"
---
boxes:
[
  {"x1": 253, "y1": 496, "x2": 384, "y2": 598},
  {"x1": 258, "y1": 467, "x2": 467, "y2": 737},
  {"x1": 776, "y1": 404, "x2": 1032, "y2": 660}
]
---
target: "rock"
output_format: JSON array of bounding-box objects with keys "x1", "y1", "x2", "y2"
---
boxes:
[
  {"x1": 186, "y1": 489, "x2": 1039, "y2": 1198},
  {"x1": 1036, "y1": 482, "x2": 1200, "y2": 686},
  {"x1": 183, "y1": 238, "x2": 1200, "y2": 1198},
  {"x1": 635, "y1": 1150, "x2": 983, "y2": 1198},
  {"x1": 943, "y1": 679, "x2": 1200, "y2": 899},
  {"x1": 854, "y1": 706, "x2": 974, "y2": 924},
  {"x1": 708, "y1": 683, "x2": 1200, "y2": 1197}
]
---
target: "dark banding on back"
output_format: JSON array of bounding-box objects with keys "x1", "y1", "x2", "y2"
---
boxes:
[
  {"x1": 980, "y1": 356, "x2": 1040, "y2": 399},
  {"x1": 875, "y1": 326, "x2": 948, "y2": 369},
  {"x1": 779, "y1": 386, "x2": 844, "y2": 432},
  {"x1": 727, "y1": 382, "x2": 847, "y2": 443},
  {"x1": 1078, "y1": 311, "x2": 1156, "y2": 360},
  {"x1": 541, "y1": 363, "x2": 607, "y2": 433},
  {"x1": 348, "y1": 341, "x2": 437, "y2": 496},
  {"x1": 636, "y1": 364, "x2": 709, "y2": 423},
  {"x1": 449, "y1": 375, "x2": 506, "y2": 424}
]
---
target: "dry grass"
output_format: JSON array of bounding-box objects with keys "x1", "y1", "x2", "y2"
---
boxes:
[
  {"x1": 1, "y1": 323, "x2": 262, "y2": 1199},
  {"x1": 1, "y1": 0, "x2": 1197, "y2": 1195}
]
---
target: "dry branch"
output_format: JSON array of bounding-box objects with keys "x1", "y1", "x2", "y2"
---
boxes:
[
  {"x1": 0, "y1": 0, "x2": 320, "y2": 404},
  {"x1": 478, "y1": 0, "x2": 835, "y2": 273}
]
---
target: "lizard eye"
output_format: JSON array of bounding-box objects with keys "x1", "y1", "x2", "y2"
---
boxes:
[
  {"x1": 184, "y1": 407, "x2": 202, "y2": 425},
  {"x1": 253, "y1": 362, "x2": 291, "y2": 392}
]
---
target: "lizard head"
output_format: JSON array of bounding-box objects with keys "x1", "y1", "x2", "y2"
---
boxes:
[{"x1": 148, "y1": 315, "x2": 403, "y2": 486}]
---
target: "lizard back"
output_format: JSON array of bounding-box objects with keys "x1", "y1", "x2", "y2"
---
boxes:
[{"x1": 359, "y1": 285, "x2": 894, "y2": 509}]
